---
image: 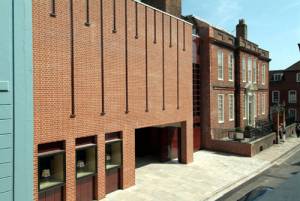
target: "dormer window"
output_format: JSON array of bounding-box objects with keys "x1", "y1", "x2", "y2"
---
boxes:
[{"x1": 272, "y1": 73, "x2": 283, "y2": 81}]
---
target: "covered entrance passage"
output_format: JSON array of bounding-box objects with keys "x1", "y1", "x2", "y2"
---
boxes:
[{"x1": 135, "y1": 123, "x2": 182, "y2": 167}]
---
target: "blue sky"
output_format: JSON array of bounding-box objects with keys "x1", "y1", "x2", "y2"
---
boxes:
[{"x1": 182, "y1": 0, "x2": 300, "y2": 70}]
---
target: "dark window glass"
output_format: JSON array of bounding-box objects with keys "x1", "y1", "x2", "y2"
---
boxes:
[
  {"x1": 38, "y1": 153, "x2": 65, "y2": 191},
  {"x1": 76, "y1": 146, "x2": 97, "y2": 179},
  {"x1": 105, "y1": 141, "x2": 122, "y2": 170}
]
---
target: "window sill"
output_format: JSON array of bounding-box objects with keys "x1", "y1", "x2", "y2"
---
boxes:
[
  {"x1": 106, "y1": 164, "x2": 121, "y2": 171},
  {"x1": 77, "y1": 171, "x2": 96, "y2": 180},
  {"x1": 39, "y1": 180, "x2": 64, "y2": 192}
]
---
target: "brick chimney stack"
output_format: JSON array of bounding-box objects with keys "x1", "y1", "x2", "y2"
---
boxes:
[
  {"x1": 141, "y1": 0, "x2": 182, "y2": 17},
  {"x1": 236, "y1": 19, "x2": 248, "y2": 39}
]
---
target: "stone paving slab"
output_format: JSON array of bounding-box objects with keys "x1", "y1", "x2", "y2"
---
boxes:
[{"x1": 103, "y1": 137, "x2": 300, "y2": 201}]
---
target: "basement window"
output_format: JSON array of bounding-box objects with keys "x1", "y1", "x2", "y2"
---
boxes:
[
  {"x1": 105, "y1": 132, "x2": 122, "y2": 170},
  {"x1": 76, "y1": 136, "x2": 97, "y2": 179},
  {"x1": 38, "y1": 142, "x2": 65, "y2": 192}
]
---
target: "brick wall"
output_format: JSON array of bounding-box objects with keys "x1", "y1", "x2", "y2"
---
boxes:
[
  {"x1": 32, "y1": 0, "x2": 193, "y2": 200},
  {"x1": 187, "y1": 16, "x2": 270, "y2": 150},
  {"x1": 141, "y1": 0, "x2": 182, "y2": 17},
  {"x1": 270, "y1": 70, "x2": 300, "y2": 121},
  {"x1": 236, "y1": 52, "x2": 270, "y2": 128}
]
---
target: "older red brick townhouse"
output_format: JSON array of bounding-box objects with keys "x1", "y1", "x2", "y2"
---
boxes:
[{"x1": 184, "y1": 16, "x2": 272, "y2": 155}]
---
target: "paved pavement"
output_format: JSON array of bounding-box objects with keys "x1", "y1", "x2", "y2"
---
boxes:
[{"x1": 103, "y1": 136, "x2": 300, "y2": 201}]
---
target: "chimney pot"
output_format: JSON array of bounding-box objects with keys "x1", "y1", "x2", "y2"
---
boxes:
[
  {"x1": 239, "y1": 19, "x2": 245, "y2": 24},
  {"x1": 236, "y1": 19, "x2": 248, "y2": 39}
]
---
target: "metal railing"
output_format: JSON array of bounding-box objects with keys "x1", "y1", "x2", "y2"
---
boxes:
[
  {"x1": 244, "y1": 120, "x2": 273, "y2": 140},
  {"x1": 286, "y1": 117, "x2": 296, "y2": 126}
]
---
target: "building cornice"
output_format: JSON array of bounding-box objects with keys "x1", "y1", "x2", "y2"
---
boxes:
[{"x1": 209, "y1": 38, "x2": 235, "y2": 50}]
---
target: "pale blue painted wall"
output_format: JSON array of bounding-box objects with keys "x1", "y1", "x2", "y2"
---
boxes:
[
  {"x1": 0, "y1": 1, "x2": 14, "y2": 200},
  {"x1": 13, "y1": 0, "x2": 33, "y2": 200},
  {"x1": 0, "y1": 0, "x2": 33, "y2": 201}
]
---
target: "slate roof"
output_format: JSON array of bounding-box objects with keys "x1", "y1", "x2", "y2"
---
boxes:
[{"x1": 285, "y1": 60, "x2": 300, "y2": 71}]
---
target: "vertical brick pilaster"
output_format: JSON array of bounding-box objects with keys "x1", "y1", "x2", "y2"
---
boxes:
[
  {"x1": 180, "y1": 120, "x2": 193, "y2": 164},
  {"x1": 96, "y1": 134, "x2": 106, "y2": 200},
  {"x1": 121, "y1": 128, "x2": 135, "y2": 189},
  {"x1": 65, "y1": 139, "x2": 76, "y2": 201}
]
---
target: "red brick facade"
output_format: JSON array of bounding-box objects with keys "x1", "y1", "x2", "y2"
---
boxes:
[
  {"x1": 32, "y1": 0, "x2": 193, "y2": 200},
  {"x1": 269, "y1": 61, "x2": 300, "y2": 122},
  {"x1": 185, "y1": 17, "x2": 270, "y2": 150}
]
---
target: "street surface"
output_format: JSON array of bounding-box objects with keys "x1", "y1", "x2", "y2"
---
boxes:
[{"x1": 217, "y1": 147, "x2": 300, "y2": 201}]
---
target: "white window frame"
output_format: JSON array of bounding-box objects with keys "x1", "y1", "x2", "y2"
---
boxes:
[
  {"x1": 288, "y1": 90, "x2": 297, "y2": 103},
  {"x1": 273, "y1": 73, "x2": 283, "y2": 81},
  {"x1": 262, "y1": 64, "x2": 266, "y2": 85},
  {"x1": 243, "y1": 94, "x2": 247, "y2": 119},
  {"x1": 218, "y1": 94, "x2": 224, "y2": 123},
  {"x1": 258, "y1": 93, "x2": 261, "y2": 115},
  {"x1": 297, "y1": 73, "x2": 300, "y2": 82},
  {"x1": 248, "y1": 57, "x2": 252, "y2": 83},
  {"x1": 242, "y1": 56, "x2": 246, "y2": 82},
  {"x1": 253, "y1": 59, "x2": 257, "y2": 83},
  {"x1": 257, "y1": 63, "x2": 260, "y2": 84},
  {"x1": 254, "y1": 94, "x2": 257, "y2": 117},
  {"x1": 259, "y1": 94, "x2": 262, "y2": 115},
  {"x1": 288, "y1": 108, "x2": 297, "y2": 121},
  {"x1": 228, "y1": 53, "x2": 234, "y2": 82},
  {"x1": 217, "y1": 50, "x2": 224, "y2": 80},
  {"x1": 228, "y1": 94, "x2": 235, "y2": 121},
  {"x1": 262, "y1": 94, "x2": 266, "y2": 115},
  {"x1": 272, "y1": 91, "x2": 280, "y2": 104}
]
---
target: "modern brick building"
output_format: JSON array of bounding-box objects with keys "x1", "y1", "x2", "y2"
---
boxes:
[
  {"x1": 185, "y1": 16, "x2": 271, "y2": 154},
  {"x1": 141, "y1": 0, "x2": 202, "y2": 152},
  {"x1": 270, "y1": 60, "x2": 300, "y2": 122},
  {"x1": 32, "y1": 0, "x2": 193, "y2": 201}
]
